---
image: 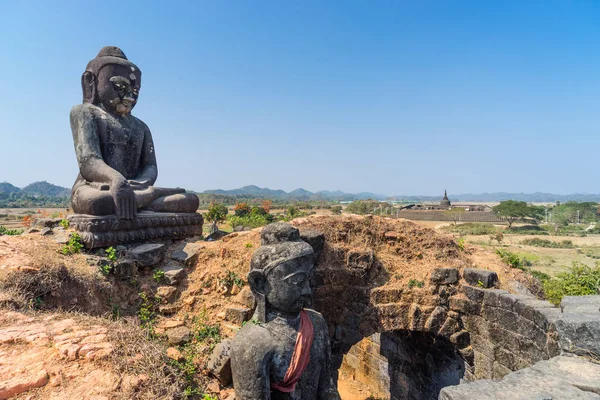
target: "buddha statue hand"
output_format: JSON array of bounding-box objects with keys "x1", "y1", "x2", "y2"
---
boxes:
[{"x1": 111, "y1": 178, "x2": 136, "y2": 220}]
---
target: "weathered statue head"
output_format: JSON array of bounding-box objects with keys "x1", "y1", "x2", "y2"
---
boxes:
[
  {"x1": 81, "y1": 46, "x2": 141, "y2": 115},
  {"x1": 249, "y1": 223, "x2": 315, "y2": 322}
]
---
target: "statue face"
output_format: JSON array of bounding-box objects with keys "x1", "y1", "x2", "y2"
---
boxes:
[
  {"x1": 96, "y1": 64, "x2": 141, "y2": 115},
  {"x1": 264, "y1": 257, "x2": 313, "y2": 314}
]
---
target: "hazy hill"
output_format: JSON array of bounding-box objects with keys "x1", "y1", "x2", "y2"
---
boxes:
[
  {"x1": 0, "y1": 182, "x2": 21, "y2": 194},
  {"x1": 0, "y1": 181, "x2": 70, "y2": 208},
  {"x1": 21, "y1": 181, "x2": 70, "y2": 197},
  {"x1": 204, "y1": 185, "x2": 288, "y2": 199},
  {"x1": 202, "y1": 186, "x2": 387, "y2": 201}
]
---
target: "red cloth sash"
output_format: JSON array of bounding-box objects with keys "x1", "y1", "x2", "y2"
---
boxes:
[{"x1": 271, "y1": 310, "x2": 314, "y2": 393}]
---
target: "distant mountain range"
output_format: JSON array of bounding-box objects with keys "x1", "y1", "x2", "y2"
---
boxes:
[
  {"x1": 203, "y1": 186, "x2": 600, "y2": 202},
  {"x1": 0, "y1": 181, "x2": 70, "y2": 197},
  {"x1": 202, "y1": 185, "x2": 385, "y2": 201},
  {"x1": 2, "y1": 181, "x2": 600, "y2": 203}
]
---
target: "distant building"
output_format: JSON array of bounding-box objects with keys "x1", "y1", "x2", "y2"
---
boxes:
[
  {"x1": 397, "y1": 190, "x2": 500, "y2": 222},
  {"x1": 440, "y1": 190, "x2": 451, "y2": 207},
  {"x1": 401, "y1": 190, "x2": 492, "y2": 212}
]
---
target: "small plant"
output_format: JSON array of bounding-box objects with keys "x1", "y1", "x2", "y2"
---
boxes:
[
  {"x1": 408, "y1": 279, "x2": 424, "y2": 289},
  {"x1": 219, "y1": 270, "x2": 245, "y2": 289},
  {"x1": 97, "y1": 246, "x2": 118, "y2": 275},
  {"x1": 111, "y1": 304, "x2": 122, "y2": 320},
  {"x1": 194, "y1": 322, "x2": 221, "y2": 343},
  {"x1": 105, "y1": 246, "x2": 118, "y2": 262},
  {"x1": 99, "y1": 263, "x2": 113, "y2": 276},
  {"x1": 529, "y1": 270, "x2": 551, "y2": 282},
  {"x1": 202, "y1": 395, "x2": 218, "y2": 400},
  {"x1": 496, "y1": 249, "x2": 526, "y2": 270},
  {"x1": 138, "y1": 292, "x2": 158, "y2": 332},
  {"x1": 0, "y1": 225, "x2": 23, "y2": 236},
  {"x1": 456, "y1": 238, "x2": 466, "y2": 251},
  {"x1": 170, "y1": 314, "x2": 223, "y2": 397},
  {"x1": 245, "y1": 243, "x2": 253, "y2": 248},
  {"x1": 172, "y1": 346, "x2": 201, "y2": 398},
  {"x1": 153, "y1": 269, "x2": 165, "y2": 283},
  {"x1": 242, "y1": 318, "x2": 260, "y2": 327},
  {"x1": 477, "y1": 280, "x2": 485, "y2": 288},
  {"x1": 59, "y1": 219, "x2": 70, "y2": 229},
  {"x1": 521, "y1": 238, "x2": 574, "y2": 249},
  {"x1": 60, "y1": 232, "x2": 84, "y2": 255},
  {"x1": 494, "y1": 231, "x2": 504, "y2": 244},
  {"x1": 32, "y1": 296, "x2": 43, "y2": 310}
]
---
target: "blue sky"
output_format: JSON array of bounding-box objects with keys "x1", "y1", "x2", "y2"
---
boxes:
[{"x1": 1, "y1": 1, "x2": 599, "y2": 196}]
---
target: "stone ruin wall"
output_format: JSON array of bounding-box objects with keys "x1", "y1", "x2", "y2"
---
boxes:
[
  {"x1": 396, "y1": 211, "x2": 504, "y2": 223},
  {"x1": 309, "y1": 240, "x2": 600, "y2": 399}
]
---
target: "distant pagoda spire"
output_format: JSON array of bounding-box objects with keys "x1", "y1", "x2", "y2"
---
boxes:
[{"x1": 440, "y1": 189, "x2": 451, "y2": 207}]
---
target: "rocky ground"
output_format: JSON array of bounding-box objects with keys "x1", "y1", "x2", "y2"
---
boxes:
[{"x1": 0, "y1": 215, "x2": 540, "y2": 399}]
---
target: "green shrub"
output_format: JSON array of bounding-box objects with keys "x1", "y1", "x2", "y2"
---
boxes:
[
  {"x1": 441, "y1": 223, "x2": 497, "y2": 236},
  {"x1": 0, "y1": 225, "x2": 23, "y2": 236},
  {"x1": 553, "y1": 224, "x2": 587, "y2": 236},
  {"x1": 579, "y1": 246, "x2": 600, "y2": 259},
  {"x1": 543, "y1": 262, "x2": 600, "y2": 305},
  {"x1": 60, "y1": 233, "x2": 84, "y2": 255},
  {"x1": 530, "y1": 270, "x2": 551, "y2": 282},
  {"x1": 505, "y1": 225, "x2": 549, "y2": 235},
  {"x1": 227, "y1": 212, "x2": 273, "y2": 229},
  {"x1": 205, "y1": 202, "x2": 228, "y2": 226},
  {"x1": 521, "y1": 238, "x2": 574, "y2": 249},
  {"x1": 105, "y1": 246, "x2": 118, "y2": 262},
  {"x1": 59, "y1": 219, "x2": 70, "y2": 229},
  {"x1": 495, "y1": 249, "x2": 532, "y2": 270},
  {"x1": 99, "y1": 263, "x2": 113, "y2": 276}
]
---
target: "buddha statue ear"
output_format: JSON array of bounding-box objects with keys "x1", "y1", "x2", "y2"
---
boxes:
[
  {"x1": 248, "y1": 270, "x2": 267, "y2": 323},
  {"x1": 81, "y1": 71, "x2": 96, "y2": 104}
]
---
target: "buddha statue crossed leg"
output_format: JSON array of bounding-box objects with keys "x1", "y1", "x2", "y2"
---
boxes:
[{"x1": 70, "y1": 46, "x2": 199, "y2": 220}]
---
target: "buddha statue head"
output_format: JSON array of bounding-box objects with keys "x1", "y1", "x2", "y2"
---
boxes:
[
  {"x1": 248, "y1": 223, "x2": 315, "y2": 322},
  {"x1": 81, "y1": 46, "x2": 141, "y2": 115}
]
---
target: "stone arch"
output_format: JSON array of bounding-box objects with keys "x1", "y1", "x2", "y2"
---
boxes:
[{"x1": 310, "y1": 242, "x2": 562, "y2": 399}]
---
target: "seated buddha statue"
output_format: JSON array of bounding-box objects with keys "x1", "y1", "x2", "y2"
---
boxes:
[
  {"x1": 230, "y1": 223, "x2": 340, "y2": 400},
  {"x1": 70, "y1": 46, "x2": 199, "y2": 220}
]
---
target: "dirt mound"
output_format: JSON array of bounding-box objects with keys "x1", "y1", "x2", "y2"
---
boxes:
[
  {"x1": 179, "y1": 215, "x2": 531, "y2": 328},
  {"x1": 297, "y1": 215, "x2": 469, "y2": 285},
  {"x1": 0, "y1": 235, "x2": 141, "y2": 315}
]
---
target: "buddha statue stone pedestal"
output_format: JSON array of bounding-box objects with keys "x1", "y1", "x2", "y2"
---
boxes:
[
  {"x1": 67, "y1": 46, "x2": 202, "y2": 248},
  {"x1": 68, "y1": 211, "x2": 203, "y2": 249}
]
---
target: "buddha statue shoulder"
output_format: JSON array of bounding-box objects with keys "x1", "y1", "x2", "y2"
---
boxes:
[{"x1": 70, "y1": 46, "x2": 199, "y2": 220}]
